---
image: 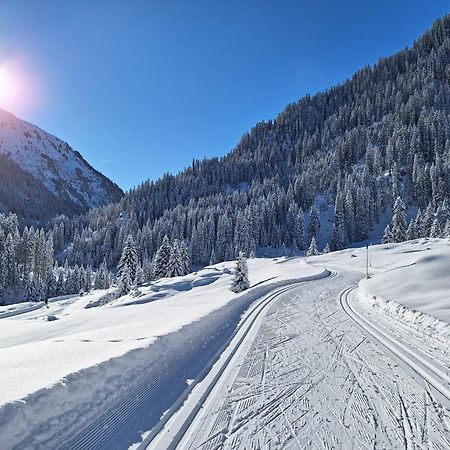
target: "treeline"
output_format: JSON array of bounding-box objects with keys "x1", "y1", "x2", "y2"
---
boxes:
[
  {"x1": 4, "y1": 16, "x2": 450, "y2": 304},
  {"x1": 0, "y1": 213, "x2": 109, "y2": 304},
  {"x1": 47, "y1": 16, "x2": 450, "y2": 271}
]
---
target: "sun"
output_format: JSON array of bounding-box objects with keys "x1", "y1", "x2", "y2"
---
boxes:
[{"x1": 0, "y1": 66, "x2": 17, "y2": 107}]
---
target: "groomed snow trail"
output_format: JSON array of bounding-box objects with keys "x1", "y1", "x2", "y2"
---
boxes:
[
  {"x1": 177, "y1": 272, "x2": 450, "y2": 449},
  {"x1": 342, "y1": 288, "x2": 450, "y2": 405}
]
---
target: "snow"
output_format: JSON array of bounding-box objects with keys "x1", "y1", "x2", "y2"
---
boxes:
[
  {"x1": 359, "y1": 239, "x2": 450, "y2": 323},
  {"x1": 313, "y1": 237, "x2": 450, "y2": 323},
  {"x1": 1, "y1": 240, "x2": 450, "y2": 449},
  {"x1": 0, "y1": 108, "x2": 121, "y2": 208},
  {"x1": 174, "y1": 268, "x2": 450, "y2": 449},
  {"x1": 0, "y1": 258, "x2": 322, "y2": 408}
]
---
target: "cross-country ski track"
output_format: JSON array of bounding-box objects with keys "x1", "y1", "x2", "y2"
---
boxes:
[{"x1": 147, "y1": 270, "x2": 450, "y2": 450}]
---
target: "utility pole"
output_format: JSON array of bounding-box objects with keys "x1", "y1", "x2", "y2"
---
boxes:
[{"x1": 365, "y1": 243, "x2": 369, "y2": 279}]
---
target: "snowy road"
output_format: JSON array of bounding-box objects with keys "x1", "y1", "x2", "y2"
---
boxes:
[{"x1": 167, "y1": 272, "x2": 450, "y2": 449}]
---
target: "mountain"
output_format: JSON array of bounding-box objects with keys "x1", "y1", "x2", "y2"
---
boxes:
[
  {"x1": 40, "y1": 16, "x2": 450, "y2": 269},
  {"x1": 0, "y1": 108, "x2": 123, "y2": 223}
]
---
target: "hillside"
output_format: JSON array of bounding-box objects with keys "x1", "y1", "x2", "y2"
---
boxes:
[
  {"x1": 0, "y1": 109, "x2": 123, "y2": 223},
  {"x1": 56, "y1": 15, "x2": 450, "y2": 270}
]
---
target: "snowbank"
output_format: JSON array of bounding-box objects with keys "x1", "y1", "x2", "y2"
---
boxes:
[
  {"x1": 358, "y1": 239, "x2": 450, "y2": 323},
  {"x1": 0, "y1": 258, "x2": 327, "y2": 449},
  {"x1": 0, "y1": 257, "x2": 322, "y2": 407}
]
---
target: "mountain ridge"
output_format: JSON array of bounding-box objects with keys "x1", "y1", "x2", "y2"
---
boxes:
[{"x1": 0, "y1": 108, "x2": 123, "y2": 223}]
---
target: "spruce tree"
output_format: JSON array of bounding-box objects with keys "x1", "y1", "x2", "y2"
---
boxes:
[
  {"x1": 117, "y1": 235, "x2": 139, "y2": 285},
  {"x1": 391, "y1": 196, "x2": 407, "y2": 242},
  {"x1": 179, "y1": 240, "x2": 190, "y2": 275},
  {"x1": 154, "y1": 235, "x2": 172, "y2": 279},
  {"x1": 430, "y1": 219, "x2": 441, "y2": 238},
  {"x1": 308, "y1": 205, "x2": 320, "y2": 240},
  {"x1": 166, "y1": 240, "x2": 185, "y2": 277},
  {"x1": 294, "y1": 209, "x2": 305, "y2": 250},
  {"x1": 118, "y1": 265, "x2": 132, "y2": 295},
  {"x1": 382, "y1": 224, "x2": 393, "y2": 244},
  {"x1": 307, "y1": 237, "x2": 320, "y2": 256},
  {"x1": 230, "y1": 252, "x2": 250, "y2": 293}
]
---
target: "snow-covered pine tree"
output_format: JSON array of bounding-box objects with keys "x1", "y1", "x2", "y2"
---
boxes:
[
  {"x1": 430, "y1": 218, "x2": 441, "y2": 238},
  {"x1": 179, "y1": 240, "x2": 190, "y2": 275},
  {"x1": 330, "y1": 204, "x2": 346, "y2": 251},
  {"x1": 230, "y1": 252, "x2": 250, "y2": 293},
  {"x1": 94, "y1": 261, "x2": 111, "y2": 289},
  {"x1": 323, "y1": 243, "x2": 331, "y2": 254},
  {"x1": 166, "y1": 239, "x2": 185, "y2": 277},
  {"x1": 390, "y1": 196, "x2": 407, "y2": 242},
  {"x1": 117, "y1": 235, "x2": 139, "y2": 283},
  {"x1": 414, "y1": 208, "x2": 425, "y2": 238},
  {"x1": 117, "y1": 265, "x2": 132, "y2": 295},
  {"x1": 406, "y1": 219, "x2": 417, "y2": 241},
  {"x1": 154, "y1": 235, "x2": 172, "y2": 279},
  {"x1": 307, "y1": 237, "x2": 320, "y2": 256},
  {"x1": 308, "y1": 205, "x2": 320, "y2": 240},
  {"x1": 382, "y1": 224, "x2": 393, "y2": 244},
  {"x1": 294, "y1": 209, "x2": 305, "y2": 250},
  {"x1": 422, "y1": 203, "x2": 435, "y2": 236}
]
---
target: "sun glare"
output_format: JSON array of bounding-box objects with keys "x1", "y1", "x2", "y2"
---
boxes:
[{"x1": 0, "y1": 66, "x2": 16, "y2": 106}]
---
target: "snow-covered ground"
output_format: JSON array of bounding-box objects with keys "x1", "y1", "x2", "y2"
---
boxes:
[
  {"x1": 0, "y1": 258, "x2": 325, "y2": 449},
  {"x1": 314, "y1": 237, "x2": 450, "y2": 322},
  {"x1": 1, "y1": 239, "x2": 450, "y2": 449}
]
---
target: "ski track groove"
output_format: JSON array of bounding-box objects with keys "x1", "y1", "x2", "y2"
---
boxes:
[{"x1": 178, "y1": 271, "x2": 450, "y2": 449}]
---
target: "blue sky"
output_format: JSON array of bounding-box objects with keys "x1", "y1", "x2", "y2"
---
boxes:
[{"x1": 0, "y1": 1, "x2": 449, "y2": 190}]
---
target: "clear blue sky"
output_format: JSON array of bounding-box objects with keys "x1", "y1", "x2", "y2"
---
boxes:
[{"x1": 1, "y1": 1, "x2": 449, "y2": 190}]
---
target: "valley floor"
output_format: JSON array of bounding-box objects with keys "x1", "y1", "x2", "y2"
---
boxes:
[
  {"x1": 175, "y1": 271, "x2": 450, "y2": 449},
  {"x1": 0, "y1": 239, "x2": 449, "y2": 449}
]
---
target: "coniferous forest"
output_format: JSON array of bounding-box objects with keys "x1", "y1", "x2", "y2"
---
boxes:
[{"x1": 2, "y1": 15, "x2": 450, "y2": 304}]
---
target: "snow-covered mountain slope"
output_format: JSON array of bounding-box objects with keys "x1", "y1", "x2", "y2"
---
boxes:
[{"x1": 0, "y1": 108, "x2": 123, "y2": 223}]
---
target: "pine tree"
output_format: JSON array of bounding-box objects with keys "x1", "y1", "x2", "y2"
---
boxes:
[
  {"x1": 323, "y1": 243, "x2": 331, "y2": 254},
  {"x1": 414, "y1": 208, "x2": 425, "y2": 238},
  {"x1": 230, "y1": 252, "x2": 250, "y2": 293},
  {"x1": 166, "y1": 240, "x2": 185, "y2": 277},
  {"x1": 330, "y1": 205, "x2": 346, "y2": 251},
  {"x1": 294, "y1": 209, "x2": 305, "y2": 250},
  {"x1": 117, "y1": 235, "x2": 139, "y2": 283},
  {"x1": 430, "y1": 218, "x2": 441, "y2": 238},
  {"x1": 391, "y1": 196, "x2": 407, "y2": 242},
  {"x1": 307, "y1": 237, "x2": 320, "y2": 256},
  {"x1": 382, "y1": 224, "x2": 393, "y2": 244},
  {"x1": 308, "y1": 205, "x2": 320, "y2": 240},
  {"x1": 118, "y1": 265, "x2": 132, "y2": 295},
  {"x1": 422, "y1": 203, "x2": 435, "y2": 236},
  {"x1": 154, "y1": 235, "x2": 172, "y2": 279},
  {"x1": 179, "y1": 240, "x2": 190, "y2": 275},
  {"x1": 405, "y1": 219, "x2": 417, "y2": 241}
]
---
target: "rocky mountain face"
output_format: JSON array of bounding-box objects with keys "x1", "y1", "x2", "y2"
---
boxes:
[{"x1": 0, "y1": 108, "x2": 123, "y2": 223}]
